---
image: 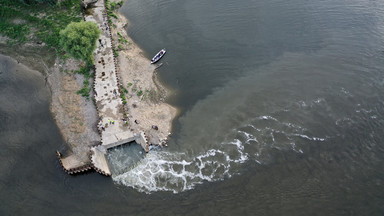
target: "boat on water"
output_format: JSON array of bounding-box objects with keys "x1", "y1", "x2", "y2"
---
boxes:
[{"x1": 151, "y1": 48, "x2": 166, "y2": 64}]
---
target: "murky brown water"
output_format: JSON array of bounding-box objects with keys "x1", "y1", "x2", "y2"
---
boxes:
[{"x1": 1, "y1": 0, "x2": 384, "y2": 214}]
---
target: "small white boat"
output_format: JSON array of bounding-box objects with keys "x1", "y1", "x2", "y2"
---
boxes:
[{"x1": 151, "y1": 48, "x2": 166, "y2": 64}]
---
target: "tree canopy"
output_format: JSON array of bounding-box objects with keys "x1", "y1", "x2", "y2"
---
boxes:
[{"x1": 59, "y1": 21, "x2": 100, "y2": 63}]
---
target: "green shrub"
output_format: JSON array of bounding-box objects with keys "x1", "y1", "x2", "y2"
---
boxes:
[
  {"x1": 59, "y1": 21, "x2": 100, "y2": 63},
  {"x1": 113, "y1": 48, "x2": 119, "y2": 57},
  {"x1": 75, "y1": 63, "x2": 93, "y2": 79},
  {"x1": 0, "y1": 0, "x2": 82, "y2": 51},
  {"x1": 120, "y1": 85, "x2": 128, "y2": 104},
  {"x1": 76, "y1": 77, "x2": 91, "y2": 99},
  {"x1": 110, "y1": 2, "x2": 116, "y2": 10},
  {"x1": 77, "y1": 86, "x2": 90, "y2": 99}
]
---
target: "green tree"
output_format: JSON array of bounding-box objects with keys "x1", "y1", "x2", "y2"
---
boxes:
[{"x1": 59, "y1": 21, "x2": 100, "y2": 63}]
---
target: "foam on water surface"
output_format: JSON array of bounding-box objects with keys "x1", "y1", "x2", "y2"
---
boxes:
[{"x1": 110, "y1": 47, "x2": 383, "y2": 193}]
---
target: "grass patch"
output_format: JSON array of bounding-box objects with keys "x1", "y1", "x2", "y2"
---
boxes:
[
  {"x1": 120, "y1": 85, "x2": 128, "y2": 104},
  {"x1": 106, "y1": 0, "x2": 119, "y2": 24},
  {"x1": 75, "y1": 62, "x2": 93, "y2": 99},
  {"x1": 117, "y1": 32, "x2": 129, "y2": 44},
  {"x1": 74, "y1": 62, "x2": 93, "y2": 79},
  {"x1": 77, "y1": 79, "x2": 91, "y2": 99},
  {"x1": 113, "y1": 48, "x2": 119, "y2": 57},
  {"x1": 0, "y1": 0, "x2": 82, "y2": 51},
  {"x1": 0, "y1": 21, "x2": 30, "y2": 42}
]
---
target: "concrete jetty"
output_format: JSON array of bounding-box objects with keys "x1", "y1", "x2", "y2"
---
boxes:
[
  {"x1": 58, "y1": 0, "x2": 149, "y2": 176},
  {"x1": 56, "y1": 151, "x2": 93, "y2": 174}
]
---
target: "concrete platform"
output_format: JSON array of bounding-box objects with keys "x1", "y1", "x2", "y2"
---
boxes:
[
  {"x1": 90, "y1": 146, "x2": 111, "y2": 176},
  {"x1": 56, "y1": 151, "x2": 93, "y2": 174},
  {"x1": 83, "y1": 0, "x2": 149, "y2": 176}
]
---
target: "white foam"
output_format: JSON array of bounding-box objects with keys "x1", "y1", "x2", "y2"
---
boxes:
[
  {"x1": 340, "y1": 87, "x2": 353, "y2": 97},
  {"x1": 259, "y1": 115, "x2": 278, "y2": 121},
  {"x1": 227, "y1": 139, "x2": 249, "y2": 163},
  {"x1": 112, "y1": 142, "x2": 247, "y2": 194},
  {"x1": 238, "y1": 130, "x2": 259, "y2": 143},
  {"x1": 246, "y1": 124, "x2": 262, "y2": 132},
  {"x1": 112, "y1": 115, "x2": 327, "y2": 194},
  {"x1": 313, "y1": 98, "x2": 325, "y2": 104},
  {"x1": 298, "y1": 101, "x2": 308, "y2": 107},
  {"x1": 282, "y1": 122, "x2": 302, "y2": 129},
  {"x1": 292, "y1": 133, "x2": 326, "y2": 141}
]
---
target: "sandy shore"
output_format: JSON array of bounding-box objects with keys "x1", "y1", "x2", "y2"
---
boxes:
[{"x1": 110, "y1": 2, "x2": 178, "y2": 146}]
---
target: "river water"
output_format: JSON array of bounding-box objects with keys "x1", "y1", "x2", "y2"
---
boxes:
[{"x1": 1, "y1": 0, "x2": 384, "y2": 215}]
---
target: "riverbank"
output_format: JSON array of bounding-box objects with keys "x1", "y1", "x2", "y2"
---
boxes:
[
  {"x1": 0, "y1": 0, "x2": 177, "y2": 174},
  {"x1": 0, "y1": 0, "x2": 99, "y2": 168},
  {"x1": 109, "y1": 1, "x2": 177, "y2": 147},
  {"x1": 0, "y1": 42, "x2": 101, "y2": 169}
]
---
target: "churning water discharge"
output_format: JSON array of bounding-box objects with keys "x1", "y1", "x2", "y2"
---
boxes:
[{"x1": 103, "y1": 0, "x2": 384, "y2": 194}]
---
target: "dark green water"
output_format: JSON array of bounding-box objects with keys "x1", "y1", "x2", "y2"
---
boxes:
[{"x1": 1, "y1": 0, "x2": 384, "y2": 215}]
